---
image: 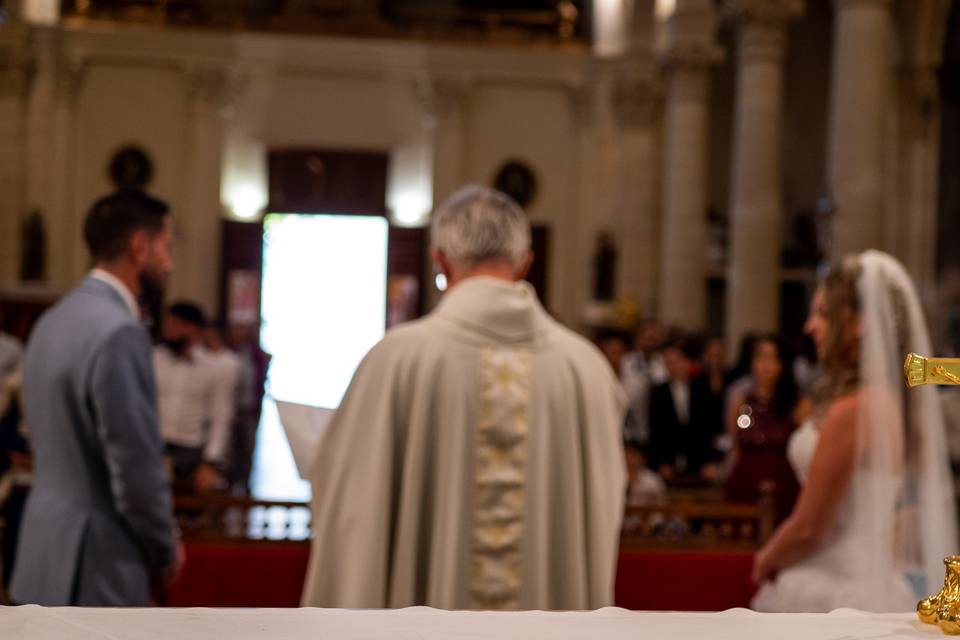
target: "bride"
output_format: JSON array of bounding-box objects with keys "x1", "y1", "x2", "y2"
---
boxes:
[{"x1": 752, "y1": 251, "x2": 957, "y2": 612}]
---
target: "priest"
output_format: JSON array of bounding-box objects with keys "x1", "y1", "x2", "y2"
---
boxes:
[{"x1": 302, "y1": 185, "x2": 626, "y2": 611}]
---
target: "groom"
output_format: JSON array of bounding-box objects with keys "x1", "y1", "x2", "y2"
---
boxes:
[{"x1": 12, "y1": 191, "x2": 181, "y2": 606}]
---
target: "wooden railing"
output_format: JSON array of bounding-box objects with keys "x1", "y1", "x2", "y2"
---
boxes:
[
  {"x1": 621, "y1": 488, "x2": 776, "y2": 551},
  {"x1": 175, "y1": 489, "x2": 774, "y2": 551},
  {"x1": 174, "y1": 495, "x2": 311, "y2": 544}
]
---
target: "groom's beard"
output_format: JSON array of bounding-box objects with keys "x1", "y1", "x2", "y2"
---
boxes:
[{"x1": 139, "y1": 268, "x2": 167, "y2": 338}]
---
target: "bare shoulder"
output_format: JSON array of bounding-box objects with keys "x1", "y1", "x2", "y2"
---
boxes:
[{"x1": 818, "y1": 391, "x2": 861, "y2": 443}]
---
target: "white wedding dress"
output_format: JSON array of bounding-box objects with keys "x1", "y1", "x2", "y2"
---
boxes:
[
  {"x1": 752, "y1": 251, "x2": 958, "y2": 613},
  {"x1": 751, "y1": 420, "x2": 917, "y2": 612}
]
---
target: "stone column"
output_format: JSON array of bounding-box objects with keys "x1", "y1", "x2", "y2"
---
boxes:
[
  {"x1": 902, "y1": 67, "x2": 941, "y2": 302},
  {"x1": 826, "y1": 0, "x2": 892, "y2": 259},
  {"x1": 570, "y1": 74, "x2": 606, "y2": 326},
  {"x1": 418, "y1": 76, "x2": 470, "y2": 212},
  {"x1": 613, "y1": 72, "x2": 660, "y2": 315},
  {"x1": 417, "y1": 75, "x2": 470, "y2": 310},
  {"x1": 51, "y1": 56, "x2": 86, "y2": 288},
  {"x1": 179, "y1": 64, "x2": 243, "y2": 314},
  {"x1": 724, "y1": 0, "x2": 802, "y2": 353},
  {"x1": 0, "y1": 30, "x2": 32, "y2": 286},
  {"x1": 658, "y1": 0, "x2": 722, "y2": 329}
]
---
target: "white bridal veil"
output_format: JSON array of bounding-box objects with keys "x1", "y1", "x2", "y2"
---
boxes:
[{"x1": 856, "y1": 251, "x2": 957, "y2": 607}]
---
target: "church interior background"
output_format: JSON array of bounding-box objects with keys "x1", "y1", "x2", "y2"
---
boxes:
[{"x1": 2, "y1": 0, "x2": 960, "y2": 611}]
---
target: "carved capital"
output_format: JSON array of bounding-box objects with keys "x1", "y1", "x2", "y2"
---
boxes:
[
  {"x1": 726, "y1": 0, "x2": 802, "y2": 63},
  {"x1": 665, "y1": 65, "x2": 711, "y2": 102},
  {"x1": 725, "y1": 0, "x2": 804, "y2": 25},
  {"x1": 55, "y1": 57, "x2": 87, "y2": 108},
  {"x1": 660, "y1": 0, "x2": 724, "y2": 71},
  {"x1": 566, "y1": 81, "x2": 595, "y2": 126},
  {"x1": 184, "y1": 64, "x2": 246, "y2": 117},
  {"x1": 612, "y1": 76, "x2": 659, "y2": 129},
  {"x1": 834, "y1": 0, "x2": 892, "y2": 9},
  {"x1": 0, "y1": 43, "x2": 34, "y2": 100}
]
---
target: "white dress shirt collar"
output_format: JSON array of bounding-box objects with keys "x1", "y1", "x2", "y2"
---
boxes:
[
  {"x1": 90, "y1": 269, "x2": 140, "y2": 319},
  {"x1": 669, "y1": 378, "x2": 690, "y2": 426}
]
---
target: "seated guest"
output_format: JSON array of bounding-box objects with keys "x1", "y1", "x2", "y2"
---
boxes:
[
  {"x1": 647, "y1": 335, "x2": 721, "y2": 480},
  {"x1": 701, "y1": 336, "x2": 729, "y2": 456},
  {"x1": 155, "y1": 303, "x2": 234, "y2": 494},
  {"x1": 596, "y1": 328, "x2": 633, "y2": 378},
  {"x1": 725, "y1": 333, "x2": 759, "y2": 433},
  {"x1": 225, "y1": 322, "x2": 269, "y2": 494},
  {"x1": 724, "y1": 335, "x2": 804, "y2": 524},
  {"x1": 625, "y1": 440, "x2": 667, "y2": 507},
  {"x1": 596, "y1": 328, "x2": 646, "y2": 442},
  {"x1": 621, "y1": 320, "x2": 668, "y2": 444},
  {"x1": 0, "y1": 313, "x2": 22, "y2": 383},
  {"x1": 302, "y1": 185, "x2": 626, "y2": 610},
  {"x1": 202, "y1": 323, "x2": 244, "y2": 490},
  {"x1": 0, "y1": 368, "x2": 29, "y2": 595}
]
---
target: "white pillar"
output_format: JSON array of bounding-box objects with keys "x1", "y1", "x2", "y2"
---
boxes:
[
  {"x1": 613, "y1": 73, "x2": 660, "y2": 314},
  {"x1": 658, "y1": 0, "x2": 722, "y2": 329},
  {"x1": 725, "y1": 0, "x2": 802, "y2": 352},
  {"x1": 0, "y1": 30, "x2": 31, "y2": 286},
  {"x1": 177, "y1": 65, "x2": 242, "y2": 314},
  {"x1": 49, "y1": 54, "x2": 86, "y2": 289},
  {"x1": 826, "y1": 0, "x2": 892, "y2": 259},
  {"x1": 417, "y1": 75, "x2": 470, "y2": 310},
  {"x1": 893, "y1": 67, "x2": 940, "y2": 302}
]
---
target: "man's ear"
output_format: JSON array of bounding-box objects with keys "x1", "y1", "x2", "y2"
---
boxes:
[
  {"x1": 128, "y1": 229, "x2": 150, "y2": 267},
  {"x1": 515, "y1": 252, "x2": 534, "y2": 281},
  {"x1": 432, "y1": 249, "x2": 452, "y2": 279}
]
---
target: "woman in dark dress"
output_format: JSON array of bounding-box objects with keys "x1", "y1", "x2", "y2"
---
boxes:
[{"x1": 724, "y1": 336, "x2": 805, "y2": 524}]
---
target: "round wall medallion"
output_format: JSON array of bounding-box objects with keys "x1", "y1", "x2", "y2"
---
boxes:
[
  {"x1": 493, "y1": 160, "x2": 538, "y2": 209},
  {"x1": 109, "y1": 145, "x2": 154, "y2": 190}
]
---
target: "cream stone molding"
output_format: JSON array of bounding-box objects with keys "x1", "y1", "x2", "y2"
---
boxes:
[
  {"x1": 415, "y1": 75, "x2": 472, "y2": 124},
  {"x1": 183, "y1": 63, "x2": 247, "y2": 117}
]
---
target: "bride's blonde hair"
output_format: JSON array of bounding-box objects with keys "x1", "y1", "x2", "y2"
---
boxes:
[{"x1": 818, "y1": 255, "x2": 862, "y2": 403}]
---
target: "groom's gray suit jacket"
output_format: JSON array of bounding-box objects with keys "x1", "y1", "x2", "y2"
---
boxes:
[{"x1": 11, "y1": 276, "x2": 177, "y2": 606}]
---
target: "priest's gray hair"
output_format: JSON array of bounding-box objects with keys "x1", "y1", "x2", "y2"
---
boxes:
[{"x1": 430, "y1": 185, "x2": 531, "y2": 268}]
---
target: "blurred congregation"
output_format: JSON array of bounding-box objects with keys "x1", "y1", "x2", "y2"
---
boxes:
[{"x1": 2, "y1": 0, "x2": 960, "y2": 620}]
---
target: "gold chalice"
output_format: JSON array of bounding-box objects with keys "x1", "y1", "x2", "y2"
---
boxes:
[
  {"x1": 905, "y1": 353, "x2": 960, "y2": 388},
  {"x1": 917, "y1": 556, "x2": 960, "y2": 634}
]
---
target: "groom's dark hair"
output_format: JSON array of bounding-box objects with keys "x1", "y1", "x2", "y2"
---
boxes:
[{"x1": 84, "y1": 190, "x2": 169, "y2": 262}]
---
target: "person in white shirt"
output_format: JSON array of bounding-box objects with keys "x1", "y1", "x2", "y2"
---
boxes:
[
  {"x1": 620, "y1": 319, "x2": 668, "y2": 444},
  {"x1": 624, "y1": 441, "x2": 667, "y2": 507},
  {"x1": 155, "y1": 302, "x2": 234, "y2": 494},
  {"x1": 201, "y1": 323, "x2": 243, "y2": 489}
]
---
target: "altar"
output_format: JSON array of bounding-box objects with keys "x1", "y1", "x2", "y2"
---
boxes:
[{"x1": 0, "y1": 606, "x2": 934, "y2": 639}]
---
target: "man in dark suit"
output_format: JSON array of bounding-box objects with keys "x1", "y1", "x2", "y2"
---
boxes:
[
  {"x1": 647, "y1": 335, "x2": 722, "y2": 480},
  {"x1": 11, "y1": 190, "x2": 181, "y2": 606}
]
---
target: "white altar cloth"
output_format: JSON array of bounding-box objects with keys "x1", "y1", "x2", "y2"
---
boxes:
[{"x1": 0, "y1": 606, "x2": 936, "y2": 640}]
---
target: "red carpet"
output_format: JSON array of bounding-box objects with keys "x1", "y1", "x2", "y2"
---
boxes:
[{"x1": 168, "y1": 543, "x2": 756, "y2": 610}]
